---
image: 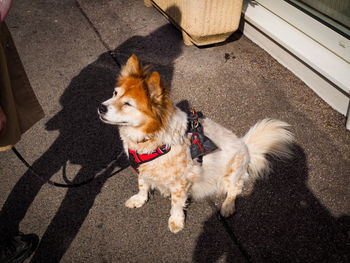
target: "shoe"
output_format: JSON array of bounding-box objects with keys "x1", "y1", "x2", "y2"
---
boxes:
[{"x1": 0, "y1": 233, "x2": 39, "y2": 263}]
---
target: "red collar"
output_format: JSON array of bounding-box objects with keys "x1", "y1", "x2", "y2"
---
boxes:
[{"x1": 128, "y1": 145, "x2": 171, "y2": 173}]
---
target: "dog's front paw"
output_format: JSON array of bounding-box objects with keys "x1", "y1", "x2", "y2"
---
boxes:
[
  {"x1": 168, "y1": 215, "x2": 184, "y2": 233},
  {"x1": 220, "y1": 202, "x2": 235, "y2": 217},
  {"x1": 125, "y1": 194, "x2": 148, "y2": 208}
]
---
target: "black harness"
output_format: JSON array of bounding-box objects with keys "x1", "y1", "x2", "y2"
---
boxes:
[{"x1": 187, "y1": 109, "x2": 218, "y2": 162}]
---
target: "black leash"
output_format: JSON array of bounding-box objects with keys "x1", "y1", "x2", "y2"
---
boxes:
[
  {"x1": 217, "y1": 213, "x2": 254, "y2": 263},
  {"x1": 12, "y1": 147, "x2": 101, "y2": 188},
  {"x1": 208, "y1": 200, "x2": 254, "y2": 263}
]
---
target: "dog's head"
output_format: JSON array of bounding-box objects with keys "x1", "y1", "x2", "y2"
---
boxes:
[{"x1": 98, "y1": 54, "x2": 172, "y2": 135}]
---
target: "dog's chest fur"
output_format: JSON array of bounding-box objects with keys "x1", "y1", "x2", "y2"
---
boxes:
[
  {"x1": 138, "y1": 141, "x2": 200, "y2": 195},
  {"x1": 120, "y1": 107, "x2": 199, "y2": 194}
]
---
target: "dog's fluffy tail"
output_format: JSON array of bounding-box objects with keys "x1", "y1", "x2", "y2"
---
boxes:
[{"x1": 243, "y1": 119, "x2": 294, "y2": 179}]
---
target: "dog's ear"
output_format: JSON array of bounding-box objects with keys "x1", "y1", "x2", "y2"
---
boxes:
[
  {"x1": 121, "y1": 54, "x2": 141, "y2": 77},
  {"x1": 147, "y1": 71, "x2": 163, "y2": 103}
]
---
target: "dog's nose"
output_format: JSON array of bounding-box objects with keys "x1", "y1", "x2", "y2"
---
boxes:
[{"x1": 98, "y1": 104, "x2": 107, "y2": 114}]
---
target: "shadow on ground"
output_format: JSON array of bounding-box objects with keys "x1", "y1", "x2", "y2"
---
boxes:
[
  {"x1": 0, "y1": 51, "x2": 127, "y2": 261},
  {"x1": 193, "y1": 144, "x2": 350, "y2": 262}
]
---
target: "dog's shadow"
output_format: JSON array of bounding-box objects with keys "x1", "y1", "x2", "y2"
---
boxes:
[{"x1": 193, "y1": 144, "x2": 350, "y2": 262}]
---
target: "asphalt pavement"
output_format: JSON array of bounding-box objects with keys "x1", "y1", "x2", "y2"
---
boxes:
[{"x1": 1, "y1": 0, "x2": 349, "y2": 262}]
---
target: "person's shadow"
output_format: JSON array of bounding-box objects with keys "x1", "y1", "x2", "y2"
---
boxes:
[
  {"x1": 193, "y1": 144, "x2": 350, "y2": 262},
  {"x1": 0, "y1": 7, "x2": 184, "y2": 263}
]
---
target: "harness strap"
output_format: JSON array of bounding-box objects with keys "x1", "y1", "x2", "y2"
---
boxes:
[{"x1": 128, "y1": 145, "x2": 171, "y2": 174}]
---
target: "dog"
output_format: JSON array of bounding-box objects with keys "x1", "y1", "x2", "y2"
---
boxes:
[{"x1": 98, "y1": 54, "x2": 294, "y2": 233}]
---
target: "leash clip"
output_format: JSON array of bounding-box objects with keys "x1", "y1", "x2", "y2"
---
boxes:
[{"x1": 191, "y1": 109, "x2": 199, "y2": 130}]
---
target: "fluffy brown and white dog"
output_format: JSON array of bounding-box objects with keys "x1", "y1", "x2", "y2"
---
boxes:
[{"x1": 98, "y1": 54, "x2": 293, "y2": 233}]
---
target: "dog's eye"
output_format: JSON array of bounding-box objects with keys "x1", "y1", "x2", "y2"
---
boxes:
[
  {"x1": 124, "y1": 102, "x2": 131, "y2": 107},
  {"x1": 113, "y1": 90, "x2": 118, "y2": 96}
]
